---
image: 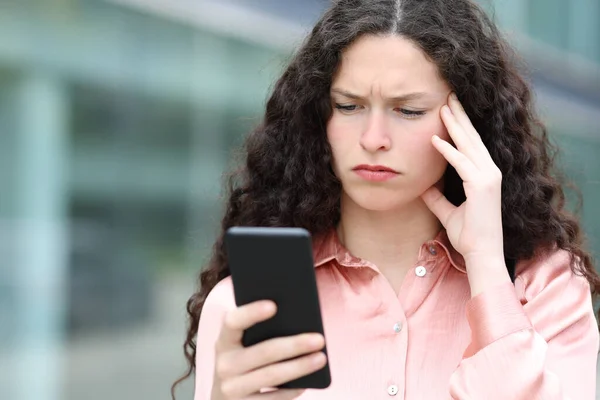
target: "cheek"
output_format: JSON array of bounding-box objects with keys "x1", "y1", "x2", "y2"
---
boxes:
[
  {"x1": 402, "y1": 117, "x2": 449, "y2": 174},
  {"x1": 326, "y1": 118, "x2": 341, "y2": 149},
  {"x1": 326, "y1": 114, "x2": 354, "y2": 147},
  {"x1": 326, "y1": 117, "x2": 346, "y2": 173},
  {"x1": 326, "y1": 114, "x2": 358, "y2": 160},
  {"x1": 404, "y1": 117, "x2": 447, "y2": 157}
]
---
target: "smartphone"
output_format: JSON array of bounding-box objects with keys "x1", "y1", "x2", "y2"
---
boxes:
[{"x1": 224, "y1": 226, "x2": 331, "y2": 389}]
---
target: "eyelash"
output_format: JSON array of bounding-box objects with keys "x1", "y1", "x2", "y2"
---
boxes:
[{"x1": 334, "y1": 103, "x2": 426, "y2": 119}]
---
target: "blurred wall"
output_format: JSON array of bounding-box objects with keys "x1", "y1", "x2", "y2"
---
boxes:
[
  {"x1": 0, "y1": 0, "x2": 598, "y2": 399},
  {"x1": 0, "y1": 1, "x2": 286, "y2": 399}
]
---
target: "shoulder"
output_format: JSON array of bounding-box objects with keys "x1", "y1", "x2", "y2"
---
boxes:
[
  {"x1": 515, "y1": 248, "x2": 589, "y2": 298},
  {"x1": 204, "y1": 276, "x2": 236, "y2": 308},
  {"x1": 201, "y1": 276, "x2": 236, "y2": 321},
  {"x1": 514, "y1": 248, "x2": 596, "y2": 339}
]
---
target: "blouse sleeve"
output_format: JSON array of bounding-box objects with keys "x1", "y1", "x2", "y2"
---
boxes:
[
  {"x1": 193, "y1": 278, "x2": 235, "y2": 400},
  {"x1": 448, "y1": 250, "x2": 599, "y2": 400}
]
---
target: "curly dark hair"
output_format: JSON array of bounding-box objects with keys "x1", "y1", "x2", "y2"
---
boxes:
[{"x1": 171, "y1": 0, "x2": 600, "y2": 397}]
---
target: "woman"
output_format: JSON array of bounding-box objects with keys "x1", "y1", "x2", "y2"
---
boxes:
[{"x1": 173, "y1": 0, "x2": 600, "y2": 399}]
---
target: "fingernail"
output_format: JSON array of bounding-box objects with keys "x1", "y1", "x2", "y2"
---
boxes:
[
  {"x1": 450, "y1": 92, "x2": 457, "y2": 100},
  {"x1": 262, "y1": 301, "x2": 276, "y2": 313}
]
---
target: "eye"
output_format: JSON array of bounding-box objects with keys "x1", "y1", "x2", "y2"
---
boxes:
[
  {"x1": 334, "y1": 103, "x2": 362, "y2": 114},
  {"x1": 396, "y1": 108, "x2": 426, "y2": 119}
]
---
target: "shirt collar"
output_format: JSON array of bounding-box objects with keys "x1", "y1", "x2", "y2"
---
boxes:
[{"x1": 312, "y1": 228, "x2": 466, "y2": 274}]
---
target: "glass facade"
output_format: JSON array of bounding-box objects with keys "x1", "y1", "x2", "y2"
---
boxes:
[{"x1": 0, "y1": 0, "x2": 598, "y2": 399}]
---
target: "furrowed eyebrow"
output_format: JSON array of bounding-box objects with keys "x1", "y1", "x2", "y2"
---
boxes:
[{"x1": 331, "y1": 88, "x2": 429, "y2": 102}]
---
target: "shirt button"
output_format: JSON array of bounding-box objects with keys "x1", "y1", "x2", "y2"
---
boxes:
[
  {"x1": 387, "y1": 384, "x2": 399, "y2": 396},
  {"x1": 428, "y1": 245, "x2": 437, "y2": 255},
  {"x1": 393, "y1": 322, "x2": 402, "y2": 333},
  {"x1": 415, "y1": 265, "x2": 427, "y2": 277}
]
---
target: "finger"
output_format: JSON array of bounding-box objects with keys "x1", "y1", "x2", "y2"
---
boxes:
[
  {"x1": 420, "y1": 185, "x2": 456, "y2": 227},
  {"x1": 222, "y1": 352, "x2": 327, "y2": 398},
  {"x1": 447, "y1": 93, "x2": 481, "y2": 143},
  {"x1": 431, "y1": 135, "x2": 477, "y2": 181},
  {"x1": 218, "y1": 333, "x2": 325, "y2": 378},
  {"x1": 440, "y1": 105, "x2": 476, "y2": 161},
  {"x1": 218, "y1": 300, "x2": 277, "y2": 350},
  {"x1": 447, "y1": 94, "x2": 496, "y2": 166}
]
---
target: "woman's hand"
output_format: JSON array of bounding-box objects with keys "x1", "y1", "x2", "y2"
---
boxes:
[
  {"x1": 421, "y1": 93, "x2": 508, "y2": 288},
  {"x1": 211, "y1": 300, "x2": 327, "y2": 400}
]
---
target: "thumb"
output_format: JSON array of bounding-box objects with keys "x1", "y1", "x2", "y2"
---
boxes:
[{"x1": 420, "y1": 186, "x2": 455, "y2": 228}]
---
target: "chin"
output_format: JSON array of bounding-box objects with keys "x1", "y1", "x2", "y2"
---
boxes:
[{"x1": 343, "y1": 187, "x2": 415, "y2": 212}]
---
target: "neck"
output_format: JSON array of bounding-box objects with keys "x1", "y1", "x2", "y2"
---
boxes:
[{"x1": 337, "y1": 193, "x2": 442, "y2": 273}]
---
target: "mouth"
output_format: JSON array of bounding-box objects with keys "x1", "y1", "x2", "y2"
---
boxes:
[
  {"x1": 352, "y1": 165, "x2": 400, "y2": 182},
  {"x1": 352, "y1": 164, "x2": 399, "y2": 173}
]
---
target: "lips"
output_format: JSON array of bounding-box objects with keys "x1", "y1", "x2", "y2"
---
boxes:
[
  {"x1": 352, "y1": 164, "x2": 400, "y2": 182},
  {"x1": 352, "y1": 164, "x2": 399, "y2": 173}
]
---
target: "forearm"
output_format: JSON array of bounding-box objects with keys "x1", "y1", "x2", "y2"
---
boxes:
[{"x1": 451, "y1": 260, "x2": 599, "y2": 400}]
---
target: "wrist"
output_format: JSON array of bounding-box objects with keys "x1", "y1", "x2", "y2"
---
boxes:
[
  {"x1": 464, "y1": 255, "x2": 511, "y2": 298},
  {"x1": 463, "y1": 254, "x2": 505, "y2": 270}
]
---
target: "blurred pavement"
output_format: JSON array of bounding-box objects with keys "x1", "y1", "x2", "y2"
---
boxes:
[{"x1": 62, "y1": 274, "x2": 196, "y2": 400}]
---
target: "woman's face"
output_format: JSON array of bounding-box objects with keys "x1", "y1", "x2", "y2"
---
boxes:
[{"x1": 327, "y1": 34, "x2": 452, "y2": 212}]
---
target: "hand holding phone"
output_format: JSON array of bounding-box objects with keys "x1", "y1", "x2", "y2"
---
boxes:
[
  {"x1": 216, "y1": 226, "x2": 332, "y2": 395},
  {"x1": 211, "y1": 300, "x2": 327, "y2": 400}
]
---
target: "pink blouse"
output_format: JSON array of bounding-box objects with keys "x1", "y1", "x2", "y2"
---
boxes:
[{"x1": 194, "y1": 229, "x2": 599, "y2": 399}]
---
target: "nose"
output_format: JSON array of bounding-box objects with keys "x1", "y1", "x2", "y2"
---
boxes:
[{"x1": 359, "y1": 110, "x2": 391, "y2": 153}]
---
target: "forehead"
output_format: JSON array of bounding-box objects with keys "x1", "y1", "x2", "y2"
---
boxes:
[{"x1": 333, "y1": 34, "x2": 449, "y2": 95}]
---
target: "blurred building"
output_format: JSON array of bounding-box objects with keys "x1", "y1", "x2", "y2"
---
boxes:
[{"x1": 0, "y1": 0, "x2": 598, "y2": 399}]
